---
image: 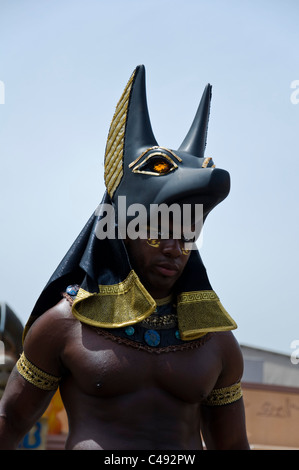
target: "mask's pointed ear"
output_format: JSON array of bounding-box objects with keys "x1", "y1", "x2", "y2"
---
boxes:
[
  {"x1": 178, "y1": 84, "x2": 212, "y2": 158},
  {"x1": 104, "y1": 65, "x2": 158, "y2": 198}
]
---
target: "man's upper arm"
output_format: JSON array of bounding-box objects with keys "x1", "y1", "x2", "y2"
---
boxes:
[
  {"x1": 200, "y1": 332, "x2": 250, "y2": 450},
  {"x1": 0, "y1": 301, "x2": 69, "y2": 449},
  {"x1": 200, "y1": 395, "x2": 249, "y2": 450},
  {"x1": 0, "y1": 367, "x2": 57, "y2": 449},
  {"x1": 22, "y1": 302, "x2": 68, "y2": 378}
]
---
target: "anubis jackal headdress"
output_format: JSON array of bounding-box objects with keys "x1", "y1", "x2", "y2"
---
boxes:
[
  {"x1": 24, "y1": 65, "x2": 236, "y2": 341},
  {"x1": 104, "y1": 65, "x2": 229, "y2": 221}
]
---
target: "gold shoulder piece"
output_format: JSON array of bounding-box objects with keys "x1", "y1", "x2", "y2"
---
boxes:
[
  {"x1": 177, "y1": 290, "x2": 237, "y2": 340},
  {"x1": 16, "y1": 352, "x2": 61, "y2": 391},
  {"x1": 72, "y1": 270, "x2": 156, "y2": 328},
  {"x1": 202, "y1": 381, "x2": 242, "y2": 406}
]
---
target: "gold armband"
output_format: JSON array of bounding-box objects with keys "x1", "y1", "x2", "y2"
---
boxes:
[
  {"x1": 16, "y1": 352, "x2": 61, "y2": 391},
  {"x1": 202, "y1": 381, "x2": 242, "y2": 406}
]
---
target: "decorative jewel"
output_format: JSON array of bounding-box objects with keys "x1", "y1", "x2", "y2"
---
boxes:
[
  {"x1": 66, "y1": 285, "x2": 80, "y2": 297},
  {"x1": 144, "y1": 329, "x2": 160, "y2": 347},
  {"x1": 175, "y1": 330, "x2": 181, "y2": 340},
  {"x1": 125, "y1": 326, "x2": 135, "y2": 336},
  {"x1": 130, "y1": 149, "x2": 180, "y2": 176}
]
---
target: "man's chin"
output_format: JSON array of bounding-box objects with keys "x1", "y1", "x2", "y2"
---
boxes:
[{"x1": 143, "y1": 272, "x2": 178, "y2": 299}]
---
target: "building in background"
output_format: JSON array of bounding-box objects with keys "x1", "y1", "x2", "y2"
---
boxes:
[{"x1": 241, "y1": 344, "x2": 299, "y2": 449}]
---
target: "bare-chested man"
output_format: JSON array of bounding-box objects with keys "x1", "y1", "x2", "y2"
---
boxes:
[
  {"x1": 0, "y1": 232, "x2": 248, "y2": 450},
  {"x1": 0, "y1": 65, "x2": 250, "y2": 450}
]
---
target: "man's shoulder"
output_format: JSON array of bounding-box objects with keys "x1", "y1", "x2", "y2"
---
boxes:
[
  {"x1": 22, "y1": 298, "x2": 81, "y2": 376},
  {"x1": 209, "y1": 331, "x2": 244, "y2": 387},
  {"x1": 24, "y1": 298, "x2": 79, "y2": 348},
  {"x1": 211, "y1": 330, "x2": 242, "y2": 352}
]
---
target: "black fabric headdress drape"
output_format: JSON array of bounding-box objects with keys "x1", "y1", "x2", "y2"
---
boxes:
[{"x1": 24, "y1": 65, "x2": 236, "y2": 341}]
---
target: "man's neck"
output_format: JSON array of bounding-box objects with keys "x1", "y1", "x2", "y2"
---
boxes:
[{"x1": 155, "y1": 294, "x2": 174, "y2": 306}]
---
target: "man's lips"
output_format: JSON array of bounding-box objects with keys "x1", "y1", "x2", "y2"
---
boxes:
[{"x1": 155, "y1": 263, "x2": 180, "y2": 277}]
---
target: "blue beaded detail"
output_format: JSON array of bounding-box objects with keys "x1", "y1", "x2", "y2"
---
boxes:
[
  {"x1": 175, "y1": 330, "x2": 181, "y2": 340},
  {"x1": 66, "y1": 285, "x2": 80, "y2": 297},
  {"x1": 125, "y1": 326, "x2": 135, "y2": 336},
  {"x1": 144, "y1": 330, "x2": 160, "y2": 347}
]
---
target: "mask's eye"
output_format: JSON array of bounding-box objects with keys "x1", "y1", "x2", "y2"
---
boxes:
[
  {"x1": 149, "y1": 158, "x2": 171, "y2": 174},
  {"x1": 141, "y1": 156, "x2": 173, "y2": 175},
  {"x1": 131, "y1": 152, "x2": 178, "y2": 176}
]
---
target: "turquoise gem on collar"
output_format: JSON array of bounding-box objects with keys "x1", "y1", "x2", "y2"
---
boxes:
[
  {"x1": 125, "y1": 326, "x2": 135, "y2": 336},
  {"x1": 144, "y1": 329, "x2": 160, "y2": 347},
  {"x1": 66, "y1": 285, "x2": 80, "y2": 297}
]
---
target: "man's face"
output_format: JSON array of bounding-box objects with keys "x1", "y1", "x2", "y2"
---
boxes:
[{"x1": 125, "y1": 226, "x2": 192, "y2": 299}]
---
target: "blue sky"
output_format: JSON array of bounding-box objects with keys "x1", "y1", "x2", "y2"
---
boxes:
[{"x1": 0, "y1": 0, "x2": 298, "y2": 355}]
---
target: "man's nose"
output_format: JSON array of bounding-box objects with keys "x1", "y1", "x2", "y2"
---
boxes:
[{"x1": 161, "y1": 239, "x2": 182, "y2": 257}]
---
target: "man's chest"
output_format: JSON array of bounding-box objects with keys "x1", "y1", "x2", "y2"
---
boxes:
[{"x1": 62, "y1": 324, "x2": 222, "y2": 404}]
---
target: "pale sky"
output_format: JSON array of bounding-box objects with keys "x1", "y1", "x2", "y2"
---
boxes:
[{"x1": 0, "y1": 0, "x2": 298, "y2": 355}]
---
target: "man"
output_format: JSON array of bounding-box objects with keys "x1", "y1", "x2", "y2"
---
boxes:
[{"x1": 0, "y1": 66, "x2": 249, "y2": 450}]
